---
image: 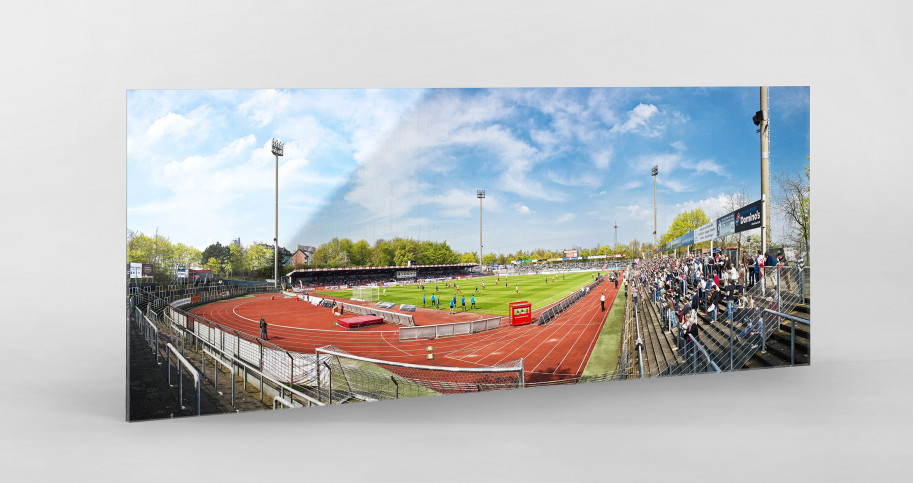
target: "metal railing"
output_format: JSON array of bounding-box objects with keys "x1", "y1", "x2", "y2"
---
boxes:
[
  {"x1": 537, "y1": 277, "x2": 604, "y2": 325},
  {"x1": 634, "y1": 301, "x2": 645, "y2": 379},
  {"x1": 165, "y1": 343, "x2": 201, "y2": 416},
  {"x1": 202, "y1": 347, "x2": 236, "y2": 408},
  {"x1": 763, "y1": 309, "x2": 810, "y2": 366},
  {"x1": 130, "y1": 287, "x2": 324, "y2": 415},
  {"x1": 398, "y1": 317, "x2": 501, "y2": 341}
]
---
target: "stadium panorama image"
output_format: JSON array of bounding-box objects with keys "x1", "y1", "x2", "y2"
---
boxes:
[{"x1": 127, "y1": 87, "x2": 810, "y2": 421}]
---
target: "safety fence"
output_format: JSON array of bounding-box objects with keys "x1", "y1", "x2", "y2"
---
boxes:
[
  {"x1": 397, "y1": 317, "x2": 502, "y2": 341},
  {"x1": 340, "y1": 302, "x2": 415, "y2": 327},
  {"x1": 537, "y1": 277, "x2": 605, "y2": 326},
  {"x1": 314, "y1": 345, "x2": 523, "y2": 403}
]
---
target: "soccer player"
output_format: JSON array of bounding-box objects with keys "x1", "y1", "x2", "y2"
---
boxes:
[
  {"x1": 431, "y1": 294, "x2": 435, "y2": 307},
  {"x1": 423, "y1": 294, "x2": 426, "y2": 307},
  {"x1": 461, "y1": 295, "x2": 466, "y2": 311},
  {"x1": 450, "y1": 296, "x2": 455, "y2": 315},
  {"x1": 482, "y1": 281, "x2": 485, "y2": 290},
  {"x1": 471, "y1": 295, "x2": 476, "y2": 310},
  {"x1": 515, "y1": 285, "x2": 519, "y2": 294}
]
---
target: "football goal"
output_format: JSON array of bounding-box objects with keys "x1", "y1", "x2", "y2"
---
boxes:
[{"x1": 352, "y1": 286, "x2": 380, "y2": 302}]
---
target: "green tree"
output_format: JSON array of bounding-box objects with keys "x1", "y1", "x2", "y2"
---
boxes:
[
  {"x1": 200, "y1": 242, "x2": 229, "y2": 272},
  {"x1": 350, "y1": 240, "x2": 372, "y2": 266},
  {"x1": 482, "y1": 254, "x2": 497, "y2": 265},
  {"x1": 245, "y1": 243, "x2": 272, "y2": 274},
  {"x1": 460, "y1": 252, "x2": 478, "y2": 264},
  {"x1": 659, "y1": 208, "x2": 710, "y2": 248},
  {"x1": 204, "y1": 257, "x2": 222, "y2": 275}
]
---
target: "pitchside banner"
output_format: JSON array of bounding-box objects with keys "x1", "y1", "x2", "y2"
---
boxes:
[
  {"x1": 694, "y1": 222, "x2": 715, "y2": 244},
  {"x1": 734, "y1": 199, "x2": 763, "y2": 233}
]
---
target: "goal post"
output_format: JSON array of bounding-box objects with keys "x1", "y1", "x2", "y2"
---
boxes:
[
  {"x1": 352, "y1": 286, "x2": 379, "y2": 302},
  {"x1": 315, "y1": 345, "x2": 524, "y2": 403}
]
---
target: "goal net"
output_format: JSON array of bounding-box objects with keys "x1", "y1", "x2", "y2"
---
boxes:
[
  {"x1": 315, "y1": 345, "x2": 524, "y2": 403},
  {"x1": 352, "y1": 286, "x2": 380, "y2": 302}
]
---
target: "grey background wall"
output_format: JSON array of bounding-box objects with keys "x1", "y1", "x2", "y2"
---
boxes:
[{"x1": 1, "y1": 1, "x2": 911, "y2": 481}]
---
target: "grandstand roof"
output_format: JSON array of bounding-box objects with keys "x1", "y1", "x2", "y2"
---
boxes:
[{"x1": 285, "y1": 263, "x2": 477, "y2": 277}]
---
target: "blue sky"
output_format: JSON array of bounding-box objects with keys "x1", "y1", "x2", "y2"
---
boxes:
[{"x1": 127, "y1": 87, "x2": 809, "y2": 256}]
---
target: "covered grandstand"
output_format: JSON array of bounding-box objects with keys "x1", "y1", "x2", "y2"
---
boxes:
[{"x1": 285, "y1": 263, "x2": 478, "y2": 289}]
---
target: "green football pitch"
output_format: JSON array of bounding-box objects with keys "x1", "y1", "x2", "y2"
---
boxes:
[{"x1": 314, "y1": 271, "x2": 606, "y2": 316}]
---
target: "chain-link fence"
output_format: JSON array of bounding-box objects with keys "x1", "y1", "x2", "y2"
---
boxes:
[{"x1": 314, "y1": 345, "x2": 524, "y2": 403}]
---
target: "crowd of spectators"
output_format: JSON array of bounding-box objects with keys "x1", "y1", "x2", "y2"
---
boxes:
[{"x1": 625, "y1": 249, "x2": 803, "y2": 354}]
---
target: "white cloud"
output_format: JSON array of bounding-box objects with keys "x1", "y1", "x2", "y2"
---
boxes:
[
  {"x1": 146, "y1": 112, "x2": 195, "y2": 142},
  {"x1": 658, "y1": 178, "x2": 690, "y2": 193},
  {"x1": 557, "y1": 213, "x2": 576, "y2": 223},
  {"x1": 592, "y1": 149, "x2": 612, "y2": 169},
  {"x1": 610, "y1": 103, "x2": 659, "y2": 135},
  {"x1": 621, "y1": 204, "x2": 641, "y2": 217},
  {"x1": 239, "y1": 89, "x2": 291, "y2": 126},
  {"x1": 429, "y1": 189, "x2": 501, "y2": 218},
  {"x1": 670, "y1": 141, "x2": 686, "y2": 151},
  {"x1": 515, "y1": 204, "x2": 531, "y2": 214},
  {"x1": 692, "y1": 159, "x2": 726, "y2": 176}
]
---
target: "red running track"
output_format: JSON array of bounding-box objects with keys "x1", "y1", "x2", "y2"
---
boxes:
[{"x1": 191, "y1": 280, "x2": 621, "y2": 383}]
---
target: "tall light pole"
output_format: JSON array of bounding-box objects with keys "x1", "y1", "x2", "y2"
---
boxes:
[
  {"x1": 754, "y1": 87, "x2": 771, "y2": 257},
  {"x1": 271, "y1": 138, "x2": 284, "y2": 288},
  {"x1": 652, "y1": 165, "x2": 658, "y2": 257},
  {"x1": 477, "y1": 189, "x2": 485, "y2": 268},
  {"x1": 614, "y1": 220, "x2": 618, "y2": 256}
]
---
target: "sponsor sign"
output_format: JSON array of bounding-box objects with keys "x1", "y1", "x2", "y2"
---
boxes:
[
  {"x1": 587, "y1": 254, "x2": 607, "y2": 259},
  {"x1": 694, "y1": 222, "x2": 716, "y2": 244},
  {"x1": 142, "y1": 263, "x2": 154, "y2": 277},
  {"x1": 716, "y1": 212, "x2": 735, "y2": 238},
  {"x1": 734, "y1": 199, "x2": 763, "y2": 233},
  {"x1": 128, "y1": 262, "x2": 142, "y2": 278},
  {"x1": 564, "y1": 250, "x2": 578, "y2": 259}
]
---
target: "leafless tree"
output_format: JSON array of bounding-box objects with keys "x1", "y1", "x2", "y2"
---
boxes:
[
  {"x1": 720, "y1": 187, "x2": 751, "y2": 262},
  {"x1": 772, "y1": 164, "x2": 810, "y2": 260}
]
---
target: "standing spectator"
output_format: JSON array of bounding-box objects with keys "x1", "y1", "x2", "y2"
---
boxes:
[
  {"x1": 632, "y1": 285, "x2": 639, "y2": 307},
  {"x1": 756, "y1": 250, "x2": 765, "y2": 289},
  {"x1": 259, "y1": 317, "x2": 269, "y2": 340}
]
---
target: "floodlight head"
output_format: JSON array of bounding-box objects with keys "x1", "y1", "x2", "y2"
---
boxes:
[
  {"x1": 271, "y1": 138, "x2": 284, "y2": 156},
  {"x1": 651, "y1": 165, "x2": 658, "y2": 176},
  {"x1": 477, "y1": 189, "x2": 486, "y2": 199}
]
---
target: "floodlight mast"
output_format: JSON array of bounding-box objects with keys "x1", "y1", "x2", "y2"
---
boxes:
[
  {"x1": 477, "y1": 190, "x2": 485, "y2": 268},
  {"x1": 272, "y1": 138, "x2": 284, "y2": 288},
  {"x1": 652, "y1": 165, "x2": 658, "y2": 258}
]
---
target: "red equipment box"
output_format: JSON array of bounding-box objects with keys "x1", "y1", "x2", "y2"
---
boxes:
[
  {"x1": 509, "y1": 301, "x2": 532, "y2": 326},
  {"x1": 337, "y1": 315, "x2": 384, "y2": 330}
]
